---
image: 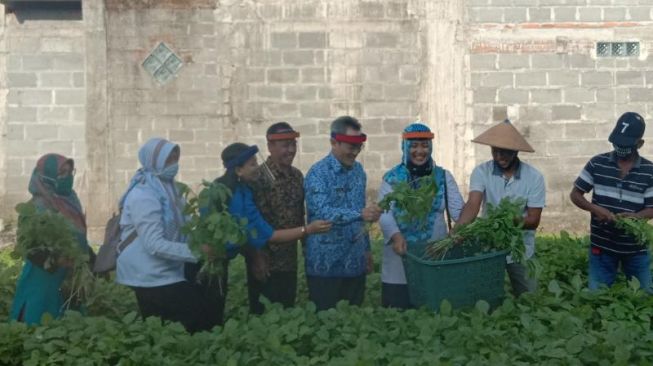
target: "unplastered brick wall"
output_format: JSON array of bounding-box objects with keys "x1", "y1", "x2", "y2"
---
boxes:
[
  {"x1": 0, "y1": 11, "x2": 86, "y2": 218},
  {"x1": 105, "y1": 3, "x2": 230, "y2": 201},
  {"x1": 222, "y1": 0, "x2": 422, "y2": 188},
  {"x1": 1, "y1": 0, "x2": 462, "y2": 233},
  {"x1": 468, "y1": 0, "x2": 653, "y2": 232},
  {"x1": 8, "y1": 0, "x2": 652, "y2": 234},
  {"x1": 106, "y1": 0, "x2": 423, "y2": 203}
]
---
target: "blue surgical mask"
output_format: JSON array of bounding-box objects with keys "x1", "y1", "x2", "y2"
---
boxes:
[
  {"x1": 159, "y1": 163, "x2": 179, "y2": 181},
  {"x1": 613, "y1": 144, "x2": 636, "y2": 158}
]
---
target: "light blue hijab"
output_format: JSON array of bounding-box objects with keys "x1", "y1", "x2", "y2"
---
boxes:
[{"x1": 120, "y1": 138, "x2": 185, "y2": 241}]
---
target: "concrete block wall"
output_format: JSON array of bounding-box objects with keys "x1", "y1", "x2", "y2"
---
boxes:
[
  {"x1": 102, "y1": 0, "x2": 428, "y2": 208},
  {"x1": 105, "y1": 4, "x2": 229, "y2": 201},
  {"x1": 0, "y1": 10, "x2": 86, "y2": 220},
  {"x1": 1, "y1": 0, "x2": 652, "y2": 236},
  {"x1": 224, "y1": 0, "x2": 422, "y2": 185},
  {"x1": 468, "y1": 0, "x2": 653, "y2": 232}
]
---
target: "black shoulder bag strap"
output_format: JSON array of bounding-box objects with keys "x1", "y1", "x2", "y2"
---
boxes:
[{"x1": 442, "y1": 171, "x2": 453, "y2": 232}]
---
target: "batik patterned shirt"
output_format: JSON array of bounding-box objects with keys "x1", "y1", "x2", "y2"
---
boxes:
[
  {"x1": 304, "y1": 153, "x2": 370, "y2": 278},
  {"x1": 251, "y1": 158, "x2": 305, "y2": 273}
]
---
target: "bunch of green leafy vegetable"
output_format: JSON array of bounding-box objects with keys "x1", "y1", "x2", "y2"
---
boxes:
[
  {"x1": 614, "y1": 216, "x2": 653, "y2": 247},
  {"x1": 424, "y1": 197, "x2": 527, "y2": 264},
  {"x1": 379, "y1": 175, "x2": 438, "y2": 227},
  {"x1": 12, "y1": 202, "x2": 93, "y2": 310},
  {"x1": 181, "y1": 181, "x2": 249, "y2": 287}
]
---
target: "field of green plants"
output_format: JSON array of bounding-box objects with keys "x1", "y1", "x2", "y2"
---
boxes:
[{"x1": 1, "y1": 232, "x2": 652, "y2": 365}]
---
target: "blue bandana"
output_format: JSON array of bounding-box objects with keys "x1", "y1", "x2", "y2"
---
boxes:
[{"x1": 225, "y1": 145, "x2": 259, "y2": 170}]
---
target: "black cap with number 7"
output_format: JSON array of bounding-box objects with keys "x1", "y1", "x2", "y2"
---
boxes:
[{"x1": 609, "y1": 112, "x2": 646, "y2": 147}]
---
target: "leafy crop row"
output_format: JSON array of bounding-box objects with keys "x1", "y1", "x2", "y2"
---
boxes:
[{"x1": 1, "y1": 233, "x2": 652, "y2": 365}]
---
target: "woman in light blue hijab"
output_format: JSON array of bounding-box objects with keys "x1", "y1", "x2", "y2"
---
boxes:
[{"x1": 116, "y1": 138, "x2": 215, "y2": 333}]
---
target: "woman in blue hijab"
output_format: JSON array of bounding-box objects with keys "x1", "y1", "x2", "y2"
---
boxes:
[
  {"x1": 378, "y1": 123, "x2": 465, "y2": 309},
  {"x1": 116, "y1": 138, "x2": 214, "y2": 333}
]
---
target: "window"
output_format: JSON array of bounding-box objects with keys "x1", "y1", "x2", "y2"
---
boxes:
[
  {"x1": 597, "y1": 42, "x2": 640, "y2": 57},
  {"x1": 142, "y1": 43, "x2": 184, "y2": 85},
  {"x1": 2, "y1": 1, "x2": 82, "y2": 22}
]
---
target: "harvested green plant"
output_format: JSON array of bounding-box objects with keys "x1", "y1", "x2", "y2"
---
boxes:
[
  {"x1": 424, "y1": 197, "x2": 530, "y2": 269},
  {"x1": 357, "y1": 175, "x2": 439, "y2": 239},
  {"x1": 379, "y1": 175, "x2": 438, "y2": 226},
  {"x1": 615, "y1": 216, "x2": 653, "y2": 247},
  {"x1": 181, "y1": 181, "x2": 249, "y2": 287},
  {"x1": 13, "y1": 202, "x2": 93, "y2": 310}
]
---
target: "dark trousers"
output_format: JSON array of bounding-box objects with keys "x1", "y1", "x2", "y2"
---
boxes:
[
  {"x1": 506, "y1": 261, "x2": 537, "y2": 297},
  {"x1": 185, "y1": 262, "x2": 228, "y2": 326},
  {"x1": 381, "y1": 282, "x2": 414, "y2": 310},
  {"x1": 132, "y1": 281, "x2": 217, "y2": 334},
  {"x1": 247, "y1": 270, "x2": 297, "y2": 315},
  {"x1": 307, "y1": 275, "x2": 366, "y2": 311}
]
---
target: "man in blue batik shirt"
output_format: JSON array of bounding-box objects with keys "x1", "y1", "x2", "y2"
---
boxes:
[{"x1": 304, "y1": 116, "x2": 382, "y2": 311}]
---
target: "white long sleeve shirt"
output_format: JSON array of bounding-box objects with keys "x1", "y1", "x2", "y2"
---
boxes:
[{"x1": 379, "y1": 170, "x2": 464, "y2": 285}]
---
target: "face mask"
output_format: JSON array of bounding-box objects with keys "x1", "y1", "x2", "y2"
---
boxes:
[
  {"x1": 613, "y1": 144, "x2": 636, "y2": 158},
  {"x1": 55, "y1": 175, "x2": 74, "y2": 196},
  {"x1": 159, "y1": 163, "x2": 179, "y2": 181}
]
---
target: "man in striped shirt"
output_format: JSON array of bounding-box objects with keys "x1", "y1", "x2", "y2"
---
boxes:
[{"x1": 570, "y1": 112, "x2": 653, "y2": 292}]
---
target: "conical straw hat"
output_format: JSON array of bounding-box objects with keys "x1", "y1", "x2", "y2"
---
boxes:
[{"x1": 472, "y1": 120, "x2": 535, "y2": 153}]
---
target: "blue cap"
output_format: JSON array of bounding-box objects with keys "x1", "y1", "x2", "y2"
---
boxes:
[{"x1": 609, "y1": 112, "x2": 645, "y2": 147}]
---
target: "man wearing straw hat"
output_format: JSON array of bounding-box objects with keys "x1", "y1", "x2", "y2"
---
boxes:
[
  {"x1": 248, "y1": 122, "x2": 305, "y2": 314},
  {"x1": 570, "y1": 112, "x2": 653, "y2": 293},
  {"x1": 456, "y1": 120, "x2": 546, "y2": 296}
]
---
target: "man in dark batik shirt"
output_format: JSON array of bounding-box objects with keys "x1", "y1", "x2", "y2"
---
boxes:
[{"x1": 248, "y1": 122, "x2": 305, "y2": 314}]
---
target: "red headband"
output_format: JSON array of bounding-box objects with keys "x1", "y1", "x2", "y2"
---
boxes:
[
  {"x1": 331, "y1": 132, "x2": 367, "y2": 144},
  {"x1": 267, "y1": 131, "x2": 300, "y2": 141},
  {"x1": 402, "y1": 131, "x2": 434, "y2": 140}
]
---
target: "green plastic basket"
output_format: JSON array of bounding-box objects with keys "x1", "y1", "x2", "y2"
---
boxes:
[{"x1": 403, "y1": 243, "x2": 508, "y2": 311}]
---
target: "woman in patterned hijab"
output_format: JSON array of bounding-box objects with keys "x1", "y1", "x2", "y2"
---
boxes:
[
  {"x1": 10, "y1": 154, "x2": 91, "y2": 324},
  {"x1": 378, "y1": 122, "x2": 465, "y2": 309}
]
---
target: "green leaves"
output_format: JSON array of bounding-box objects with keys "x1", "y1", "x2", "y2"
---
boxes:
[
  {"x1": 182, "y1": 181, "x2": 249, "y2": 283},
  {"x1": 379, "y1": 175, "x2": 438, "y2": 228},
  {"x1": 2, "y1": 234, "x2": 653, "y2": 365},
  {"x1": 614, "y1": 217, "x2": 653, "y2": 247},
  {"x1": 13, "y1": 202, "x2": 82, "y2": 272},
  {"x1": 425, "y1": 197, "x2": 527, "y2": 263},
  {"x1": 13, "y1": 201, "x2": 93, "y2": 310}
]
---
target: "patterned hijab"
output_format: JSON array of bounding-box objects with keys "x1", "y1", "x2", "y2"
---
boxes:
[
  {"x1": 383, "y1": 122, "x2": 446, "y2": 244},
  {"x1": 28, "y1": 154, "x2": 86, "y2": 234},
  {"x1": 120, "y1": 138, "x2": 185, "y2": 241}
]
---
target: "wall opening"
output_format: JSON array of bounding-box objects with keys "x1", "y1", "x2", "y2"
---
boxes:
[{"x1": 2, "y1": 1, "x2": 82, "y2": 22}]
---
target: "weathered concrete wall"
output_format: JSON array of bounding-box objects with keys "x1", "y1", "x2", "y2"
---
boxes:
[
  {"x1": 1, "y1": 0, "x2": 652, "y2": 238},
  {"x1": 104, "y1": 1, "x2": 433, "y2": 184},
  {"x1": 0, "y1": 4, "x2": 86, "y2": 230},
  {"x1": 468, "y1": 0, "x2": 653, "y2": 233},
  {"x1": 0, "y1": 4, "x2": 6, "y2": 231},
  {"x1": 98, "y1": 0, "x2": 464, "y2": 237}
]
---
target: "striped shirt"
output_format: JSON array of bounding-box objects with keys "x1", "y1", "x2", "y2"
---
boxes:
[{"x1": 574, "y1": 152, "x2": 653, "y2": 254}]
